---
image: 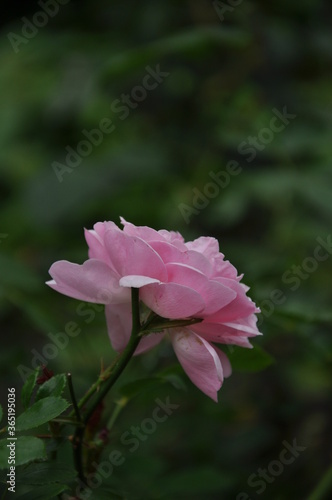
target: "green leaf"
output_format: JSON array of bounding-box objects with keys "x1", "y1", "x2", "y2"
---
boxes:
[
  {"x1": 21, "y1": 368, "x2": 39, "y2": 409},
  {"x1": 15, "y1": 484, "x2": 68, "y2": 499},
  {"x1": 227, "y1": 345, "x2": 275, "y2": 373},
  {"x1": 17, "y1": 462, "x2": 77, "y2": 485},
  {"x1": 16, "y1": 397, "x2": 70, "y2": 431},
  {"x1": 0, "y1": 437, "x2": 46, "y2": 469},
  {"x1": 35, "y1": 374, "x2": 67, "y2": 402}
]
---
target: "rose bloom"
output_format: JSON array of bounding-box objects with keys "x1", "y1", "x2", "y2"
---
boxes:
[{"x1": 47, "y1": 218, "x2": 261, "y2": 401}]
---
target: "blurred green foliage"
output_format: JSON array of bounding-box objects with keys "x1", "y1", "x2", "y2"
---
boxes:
[{"x1": 1, "y1": 0, "x2": 332, "y2": 498}]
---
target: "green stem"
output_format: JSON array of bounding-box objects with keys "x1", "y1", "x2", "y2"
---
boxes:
[
  {"x1": 141, "y1": 317, "x2": 202, "y2": 334},
  {"x1": 67, "y1": 316, "x2": 201, "y2": 420},
  {"x1": 83, "y1": 316, "x2": 140, "y2": 424},
  {"x1": 308, "y1": 463, "x2": 332, "y2": 500},
  {"x1": 52, "y1": 418, "x2": 84, "y2": 426},
  {"x1": 72, "y1": 288, "x2": 142, "y2": 484},
  {"x1": 67, "y1": 373, "x2": 82, "y2": 424},
  {"x1": 69, "y1": 357, "x2": 118, "y2": 417},
  {"x1": 107, "y1": 397, "x2": 128, "y2": 433}
]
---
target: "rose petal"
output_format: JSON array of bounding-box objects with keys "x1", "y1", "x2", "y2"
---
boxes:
[
  {"x1": 105, "y1": 303, "x2": 164, "y2": 355},
  {"x1": 149, "y1": 240, "x2": 185, "y2": 264},
  {"x1": 135, "y1": 332, "x2": 165, "y2": 355},
  {"x1": 84, "y1": 222, "x2": 118, "y2": 265},
  {"x1": 191, "y1": 322, "x2": 254, "y2": 348},
  {"x1": 170, "y1": 329, "x2": 223, "y2": 401},
  {"x1": 120, "y1": 217, "x2": 165, "y2": 242},
  {"x1": 214, "y1": 348, "x2": 232, "y2": 378},
  {"x1": 104, "y1": 229, "x2": 167, "y2": 282},
  {"x1": 183, "y1": 250, "x2": 213, "y2": 277},
  {"x1": 140, "y1": 282, "x2": 205, "y2": 319},
  {"x1": 166, "y1": 263, "x2": 237, "y2": 316},
  {"x1": 211, "y1": 255, "x2": 239, "y2": 280},
  {"x1": 223, "y1": 314, "x2": 262, "y2": 337},
  {"x1": 105, "y1": 303, "x2": 132, "y2": 352},
  {"x1": 185, "y1": 236, "x2": 220, "y2": 259},
  {"x1": 84, "y1": 229, "x2": 108, "y2": 264},
  {"x1": 119, "y1": 275, "x2": 160, "y2": 288},
  {"x1": 192, "y1": 316, "x2": 261, "y2": 340},
  {"x1": 47, "y1": 259, "x2": 127, "y2": 304},
  {"x1": 149, "y1": 241, "x2": 212, "y2": 276},
  {"x1": 158, "y1": 229, "x2": 185, "y2": 245},
  {"x1": 208, "y1": 278, "x2": 258, "y2": 322}
]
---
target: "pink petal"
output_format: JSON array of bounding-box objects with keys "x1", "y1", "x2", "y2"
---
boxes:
[
  {"x1": 135, "y1": 332, "x2": 165, "y2": 355},
  {"x1": 183, "y1": 250, "x2": 213, "y2": 277},
  {"x1": 192, "y1": 317, "x2": 261, "y2": 341},
  {"x1": 185, "y1": 236, "x2": 220, "y2": 258},
  {"x1": 223, "y1": 314, "x2": 262, "y2": 337},
  {"x1": 140, "y1": 282, "x2": 205, "y2": 319},
  {"x1": 208, "y1": 278, "x2": 258, "y2": 322},
  {"x1": 119, "y1": 275, "x2": 160, "y2": 288},
  {"x1": 166, "y1": 263, "x2": 237, "y2": 316},
  {"x1": 84, "y1": 222, "x2": 118, "y2": 265},
  {"x1": 105, "y1": 303, "x2": 132, "y2": 352},
  {"x1": 148, "y1": 241, "x2": 212, "y2": 276},
  {"x1": 84, "y1": 228, "x2": 108, "y2": 264},
  {"x1": 47, "y1": 259, "x2": 128, "y2": 304},
  {"x1": 104, "y1": 229, "x2": 167, "y2": 282},
  {"x1": 158, "y1": 229, "x2": 185, "y2": 245},
  {"x1": 149, "y1": 240, "x2": 185, "y2": 264},
  {"x1": 170, "y1": 330, "x2": 223, "y2": 401},
  {"x1": 105, "y1": 303, "x2": 164, "y2": 354},
  {"x1": 191, "y1": 321, "x2": 254, "y2": 348},
  {"x1": 211, "y1": 255, "x2": 239, "y2": 280},
  {"x1": 215, "y1": 348, "x2": 232, "y2": 378},
  {"x1": 120, "y1": 217, "x2": 165, "y2": 242},
  {"x1": 219, "y1": 336, "x2": 253, "y2": 348},
  {"x1": 200, "y1": 280, "x2": 237, "y2": 315}
]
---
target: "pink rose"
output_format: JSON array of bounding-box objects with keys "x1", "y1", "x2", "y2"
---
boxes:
[{"x1": 47, "y1": 218, "x2": 261, "y2": 401}]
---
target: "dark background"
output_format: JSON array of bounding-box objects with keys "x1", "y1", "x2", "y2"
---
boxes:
[{"x1": 1, "y1": 1, "x2": 332, "y2": 499}]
